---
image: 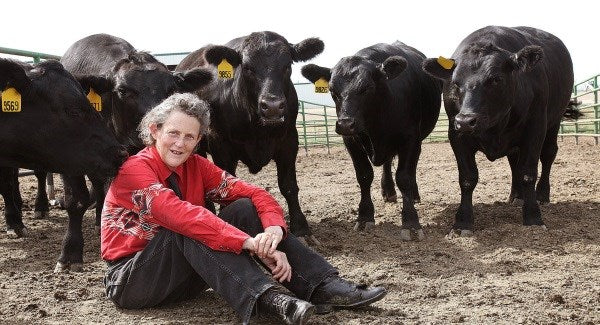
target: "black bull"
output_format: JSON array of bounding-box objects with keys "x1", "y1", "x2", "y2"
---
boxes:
[
  {"x1": 301, "y1": 42, "x2": 442, "y2": 240},
  {"x1": 175, "y1": 31, "x2": 324, "y2": 241},
  {"x1": 0, "y1": 59, "x2": 127, "y2": 238},
  {"x1": 422, "y1": 25, "x2": 574, "y2": 234}
]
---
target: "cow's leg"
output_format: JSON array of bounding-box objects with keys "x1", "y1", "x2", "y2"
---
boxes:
[
  {"x1": 507, "y1": 152, "x2": 523, "y2": 204},
  {"x1": 89, "y1": 175, "x2": 108, "y2": 233},
  {"x1": 396, "y1": 140, "x2": 424, "y2": 241},
  {"x1": 0, "y1": 167, "x2": 26, "y2": 237},
  {"x1": 380, "y1": 159, "x2": 397, "y2": 203},
  {"x1": 55, "y1": 174, "x2": 90, "y2": 273},
  {"x1": 536, "y1": 124, "x2": 560, "y2": 204},
  {"x1": 517, "y1": 125, "x2": 545, "y2": 227},
  {"x1": 344, "y1": 137, "x2": 375, "y2": 232},
  {"x1": 206, "y1": 139, "x2": 239, "y2": 214},
  {"x1": 33, "y1": 170, "x2": 50, "y2": 219},
  {"x1": 274, "y1": 131, "x2": 313, "y2": 240},
  {"x1": 449, "y1": 132, "x2": 478, "y2": 236}
]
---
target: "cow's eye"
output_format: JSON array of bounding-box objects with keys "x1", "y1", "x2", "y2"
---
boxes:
[
  {"x1": 447, "y1": 83, "x2": 461, "y2": 100},
  {"x1": 116, "y1": 86, "x2": 135, "y2": 98}
]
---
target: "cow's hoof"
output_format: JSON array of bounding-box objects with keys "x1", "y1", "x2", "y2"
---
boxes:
[
  {"x1": 529, "y1": 224, "x2": 547, "y2": 231},
  {"x1": 413, "y1": 198, "x2": 421, "y2": 204},
  {"x1": 400, "y1": 229, "x2": 411, "y2": 241},
  {"x1": 416, "y1": 229, "x2": 425, "y2": 241},
  {"x1": 400, "y1": 228, "x2": 424, "y2": 241},
  {"x1": 353, "y1": 221, "x2": 375, "y2": 231},
  {"x1": 383, "y1": 194, "x2": 397, "y2": 203},
  {"x1": 49, "y1": 199, "x2": 60, "y2": 207},
  {"x1": 34, "y1": 211, "x2": 49, "y2": 219},
  {"x1": 460, "y1": 229, "x2": 474, "y2": 237},
  {"x1": 7, "y1": 227, "x2": 27, "y2": 238},
  {"x1": 54, "y1": 262, "x2": 68, "y2": 273},
  {"x1": 509, "y1": 198, "x2": 524, "y2": 206}
]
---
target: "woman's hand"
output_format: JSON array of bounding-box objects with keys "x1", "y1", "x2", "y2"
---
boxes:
[
  {"x1": 254, "y1": 226, "x2": 284, "y2": 258},
  {"x1": 259, "y1": 250, "x2": 292, "y2": 283}
]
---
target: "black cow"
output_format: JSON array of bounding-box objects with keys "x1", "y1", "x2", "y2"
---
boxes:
[
  {"x1": 0, "y1": 59, "x2": 126, "y2": 239},
  {"x1": 422, "y1": 26, "x2": 573, "y2": 235},
  {"x1": 301, "y1": 42, "x2": 442, "y2": 240},
  {"x1": 41, "y1": 33, "x2": 216, "y2": 272},
  {"x1": 175, "y1": 31, "x2": 324, "y2": 243}
]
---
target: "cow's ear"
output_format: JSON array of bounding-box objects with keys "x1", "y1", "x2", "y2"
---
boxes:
[
  {"x1": 205, "y1": 45, "x2": 242, "y2": 68},
  {"x1": 301, "y1": 64, "x2": 331, "y2": 83},
  {"x1": 292, "y1": 38, "x2": 324, "y2": 62},
  {"x1": 512, "y1": 45, "x2": 543, "y2": 72},
  {"x1": 174, "y1": 68, "x2": 213, "y2": 92},
  {"x1": 379, "y1": 56, "x2": 407, "y2": 80},
  {"x1": 422, "y1": 57, "x2": 455, "y2": 81},
  {"x1": 75, "y1": 75, "x2": 114, "y2": 95},
  {"x1": 0, "y1": 59, "x2": 32, "y2": 93}
]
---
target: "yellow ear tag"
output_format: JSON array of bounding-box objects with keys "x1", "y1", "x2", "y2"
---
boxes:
[
  {"x1": 314, "y1": 78, "x2": 329, "y2": 93},
  {"x1": 217, "y1": 59, "x2": 234, "y2": 79},
  {"x1": 437, "y1": 56, "x2": 455, "y2": 70},
  {"x1": 87, "y1": 88, "x2": 102, "y2": 112},
  {"x1": 2, "y1": 87, "x2": 22, "y2": 113}
]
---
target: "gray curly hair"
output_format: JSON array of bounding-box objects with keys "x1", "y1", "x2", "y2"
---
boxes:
[{"x1": 138, "y1": 93, "x2": 211, "y2": 146}]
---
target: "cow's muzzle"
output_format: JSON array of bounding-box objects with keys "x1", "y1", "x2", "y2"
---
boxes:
[
  {"x1": 454, "y1": 112, "x2": 480, "y2": 132},
  {"x1": 336, "y1": 118, "x2": 358, "y2": 135},
  {"x1": 259, "y1": 98, "x2": 286, "y2": 126}
]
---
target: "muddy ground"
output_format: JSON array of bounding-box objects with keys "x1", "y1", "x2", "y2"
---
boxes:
[{"x1": 1, "y1": 138, "x2": 599, "y2": 324}]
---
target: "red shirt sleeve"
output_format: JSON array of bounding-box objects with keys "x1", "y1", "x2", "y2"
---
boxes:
[{"x1": 113, "y1": 159, "x2": 251, "y2": 253}]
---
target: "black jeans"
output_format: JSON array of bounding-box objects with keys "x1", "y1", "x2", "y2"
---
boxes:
[{"x1": 103, "y1": 198, "x2": 337, "y2": 323}]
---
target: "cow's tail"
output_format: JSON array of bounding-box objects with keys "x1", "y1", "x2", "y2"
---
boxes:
[{"x1": 563, "y1": 98, "x2": 584, "y2": 120}]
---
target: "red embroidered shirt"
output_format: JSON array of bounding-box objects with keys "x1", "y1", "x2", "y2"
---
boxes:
[{"x1": 100, "y1": 146, "x2": 287, "y2": 261}]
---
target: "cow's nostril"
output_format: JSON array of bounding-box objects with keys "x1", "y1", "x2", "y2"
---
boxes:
[{"x1": 468, "y1": 119, "x2": 477, "y2": 127}]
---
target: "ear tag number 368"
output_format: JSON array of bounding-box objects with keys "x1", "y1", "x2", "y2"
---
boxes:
[{"x1": 2, "y1": 87, "x2": 22, "y2": 113}]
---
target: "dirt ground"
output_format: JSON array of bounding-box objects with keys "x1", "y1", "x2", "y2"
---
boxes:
[{"x1": 1, "y1": 138, "x2": 599, "y2": 324}]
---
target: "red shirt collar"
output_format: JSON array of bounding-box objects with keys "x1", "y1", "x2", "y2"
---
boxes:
[{"x1": 147, "y1": 146, "x2": 185, "y2": 182}]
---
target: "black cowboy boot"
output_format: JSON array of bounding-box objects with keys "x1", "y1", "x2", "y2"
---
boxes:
[
  {"x1": 257, "y1": 288, "x2": 315, "y2": 325},
  {"x1": 310, "y1": 274, "x2": 387, "y2": 314}
]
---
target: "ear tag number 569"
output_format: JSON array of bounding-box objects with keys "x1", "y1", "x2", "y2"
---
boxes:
[{"x1": 2, "y1": 87, "x2": 22, "y2": 113}]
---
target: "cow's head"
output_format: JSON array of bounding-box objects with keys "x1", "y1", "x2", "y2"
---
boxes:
[
  {"x1": 423, "y1": 42, "x2": 543, "y2": 133},
  {"x1": 0, "y1": 59, "x2": 127, "y2": 176},
  {"x1": 302, "y1": 55, "x2": 406, "y2": 135},
  {"x1": 205, "y1": 31, "x2": 324, "y2": 127},
  {"x1": 103, "y1": 52, "x2": 212, "y2": 150}
]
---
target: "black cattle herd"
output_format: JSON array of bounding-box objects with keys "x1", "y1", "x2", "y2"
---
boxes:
[{"x1": 0, "y1": 26, "x2": 575, "y2": 272}]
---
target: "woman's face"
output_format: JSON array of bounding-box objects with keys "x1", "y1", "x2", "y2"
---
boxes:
[{"x1": 150, "y1": 111, "x2": 202, "y2": 170}]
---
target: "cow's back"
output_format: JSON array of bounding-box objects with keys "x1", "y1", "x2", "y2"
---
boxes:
[
  {"x1": 358, "y1": 42, "x2": 441, "y2": 140},
  {"x1": 61, "y1": 34, "x2": 135, "y2": 75}
]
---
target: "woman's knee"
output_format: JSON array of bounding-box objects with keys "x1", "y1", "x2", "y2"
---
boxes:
[{"x1": 219, "y1": 198, "x2": 262, "y2": 234}]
